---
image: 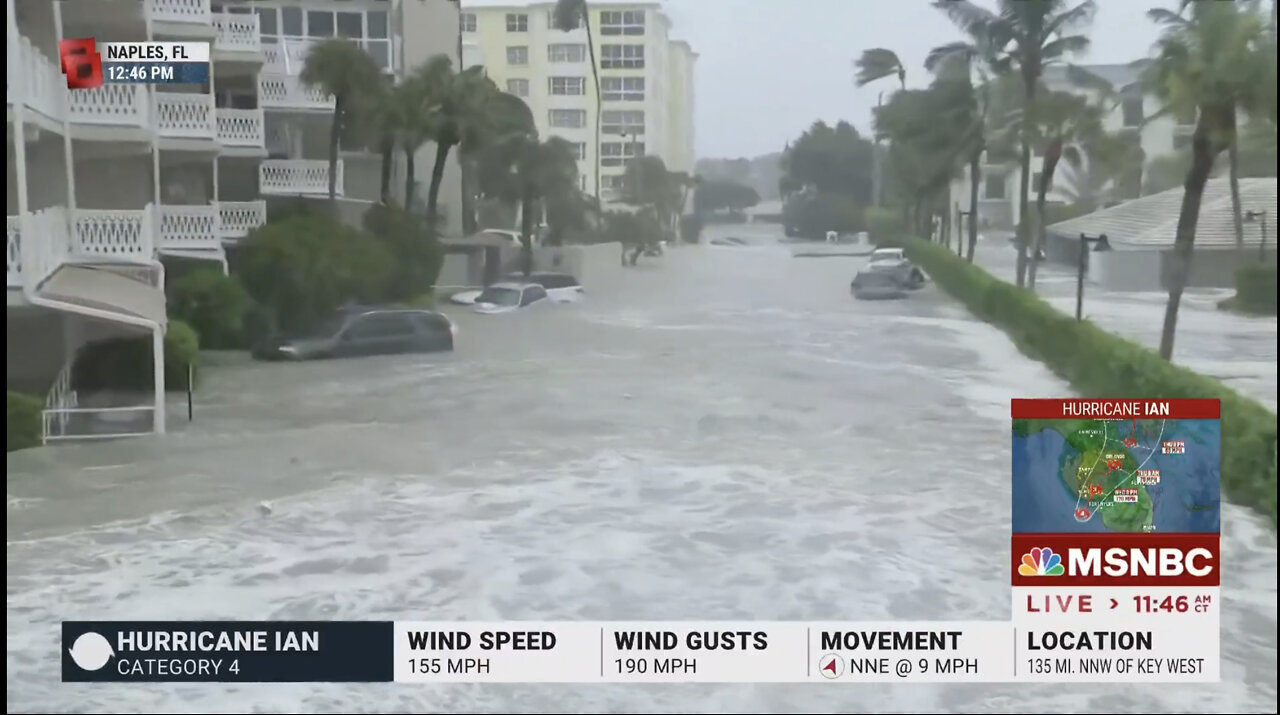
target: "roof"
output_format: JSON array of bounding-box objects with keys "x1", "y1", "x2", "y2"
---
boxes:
[
  {"x1": 1043, "y1": 62, "x2": 1147, "y2": 92},
  {"x1": 1048, "y1": 178, "x2": 1278, "y2": 250}
]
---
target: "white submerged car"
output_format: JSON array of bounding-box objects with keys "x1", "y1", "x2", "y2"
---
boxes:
[
  {"x1": 472, "y1": 282, "x2": 550, "y2": 314},
  {"x1": 452, "y1": 272, "x2": 583, "y2": 306}
]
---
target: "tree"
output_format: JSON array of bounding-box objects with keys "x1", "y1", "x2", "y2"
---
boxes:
[
  {"x1": 854, "y1": 48, "x2": 907, "y2": 207},
  {"x1": 300, "y1": 39, "x2": 384, "y2": 204},
  {"x1": 934, "y1": 0, "x2": 1098, "y2": 287},
  {"x1": 693, "y1": 179, "x2": 760, "y2": 215},
  {"x1": 553, "y1": 0, "x2": 602, "y2": 207},
  {"x1": 416, "y1": 56, "x2": 492, "y2": 230},
  {"x1": 1144, "y1": 0, "x2": 1273, "y2": 360}
]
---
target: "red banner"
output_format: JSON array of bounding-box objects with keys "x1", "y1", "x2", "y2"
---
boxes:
[
  {"x1": 1010, "y1": 399, "x2": 1220, "y2": 420},
  {"x1": 1010, "y1": 533, "x2": 1220, "y2": 587}
]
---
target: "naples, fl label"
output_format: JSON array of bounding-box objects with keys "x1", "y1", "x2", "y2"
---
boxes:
[{"x1": 1010, "y1": 398, "x2": 1220, "y2": 682}]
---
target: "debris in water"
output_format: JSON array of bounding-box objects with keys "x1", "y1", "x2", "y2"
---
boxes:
[
  {"x1": 623, "y1": 393, "x2": 634, "y2": 399},
  {"x1": 257, "y1": 501, "x2": 274, "y2": 516}
]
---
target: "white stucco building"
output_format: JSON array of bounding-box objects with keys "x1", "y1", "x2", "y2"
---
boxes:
[{"x1": 7, "y1": 0, "x2": 463, "y2": 443}]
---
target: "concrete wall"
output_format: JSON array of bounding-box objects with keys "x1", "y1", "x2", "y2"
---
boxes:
[
  {"x1": 401, "y1": 0, "x2": 464, "y2": 236},
  {"x1": 1092, "y1": 248, "x2": 1164, "y2": 292},
  {"x1": 7, "y1": 134, "x2": 69, "y2": 213},
  {"x1": 1160, "y1": 248, "x2": 1279, "y2": 290},
  {"x1": 75, "y1": 154, "x2": 154, "y2": 210}
]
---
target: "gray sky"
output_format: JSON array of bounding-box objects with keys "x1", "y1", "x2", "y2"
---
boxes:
[{"x1": 658, "y1": 0, "x2": 1180, "y2": 159}]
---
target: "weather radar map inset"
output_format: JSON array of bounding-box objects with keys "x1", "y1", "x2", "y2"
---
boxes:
[{"x1": 1012, "y1": 399, "x2": 1221, "y2": 534}]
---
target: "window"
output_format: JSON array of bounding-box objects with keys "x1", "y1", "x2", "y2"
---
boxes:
[
  {"x1": 1121, "y1": 92, "x2": 1144, "y2": 128},
  {"x1": 600, "y1": 141, "x2": 645, "y2": 166},
  {"x1": 506, "y1": 46, "x2": 529, "y2": 66},
  {"x1": 520, "y1": 286, "x2": 548, "y2": 306},
  {"x1": 281, "y1": 7, "x2": 302, "y2": 36},
  {"x1": 549, "y1": 76, "x2": 586, "y2": 95},
  {"x1": 412, "y1": 312, "x2": 453, "y2": 334},
  {"x1": 600, "y1": 9, "x2": 645, "y2": 35},
  {"x1": 307, "y1": 10, "x2": 335, "y2": 37},
  {"x1": 548, "y1": 10, "x2": 581, "y2": 30},
  {"x1": 601, "y1": 174, "x2": 626, "y2": 189},
  {"x1": 563, "y1": 141, "x2": 586, "y2": 160},
  {"x1": 506, "y1": 78, "x2": 530, "y2": 97},
  {"x1": 254, "y1": 7, "x2": 390, "y2": 70},
  {"x1": 336, "y1": 11, "x2": 362, "y2": 38},
  {"x1": 601, "y1": 76, "x2": 644, "y2": 101},
  {"x1": 983, "y1": 172, "x2": 1006, "y2": 200},
  {"x1": 600, "y1": 44, "x2": 644, "y2": 69},
  {"x1": 549, "y1": 109, "x2": 587, "y2": 128},
  {"x1": 460, "y1": 12, "x2": 477, "y2": 33},
  {"x1": 601, "y1": 110, "x2": 644, "y2": 135},
  {"x1": 348, "y1": 314, "x2": 414, "y2": 339},
  {"x1": 548, "y1": 43, "x2": 587, "y2": 63},
  {"x1": 506, "y1": 13, "x2": 528, "y2": 32}
]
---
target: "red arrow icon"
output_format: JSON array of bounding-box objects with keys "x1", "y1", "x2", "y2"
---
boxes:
[
  {"x1": 1110, "y1": 598, "x2": 1118, "y2": 609},
  {"x1": 822, "y1": 659, "x2": 837, "y2": 674}
]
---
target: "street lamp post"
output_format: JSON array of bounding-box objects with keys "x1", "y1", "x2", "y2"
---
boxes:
[
  {"x1": 1076, "y1": 232, "x2": 1111, "y2": 321},
  {"x1": 1244, "y1": 209, "x2": 1269, "y2": 262},
  {"x1": 957, "y1": 208, "x2": 973, "y2": 258}
]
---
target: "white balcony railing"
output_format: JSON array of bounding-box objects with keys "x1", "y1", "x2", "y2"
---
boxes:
[
  {"x1": 147, "y1": 0, "x2": 212, "y2": 25},
  {"x1": 71, "y1": 208, "x2": 155, "y2": 261},
  {"x1": 219, "y1": 200, "x2": 268, "y2": 238},
  {"x1": 156, "y1": 204, "x2": 221, "y2": 252},
  {"x1": 8, "y1": 35, "x2": 67, "y2": 123},
  {"x1": 259, "y1": 160, "x2": 343, "y2": 197},
  {"x1": 216, "y1": 108, "x2": 265, "y2": 147},
  {"x1": 155, "y1": 91, "x2": 216, "y2": 139},
  {"x1": 213, "y1": 13, "x2": 262, "y2": 53},
  {"x1": 263, "y1": 38, "x2": 314, "y2": 75},
  {"x1": 7, "y1": 217, "x2": 22, "y2": 287},
  {"x1": 68, "y1": 83, "x2": 150, "y2": 128},
  {"x1": 16, "y1": 208, "x2": 73, "y2": 292},
  {"x1": 259, "y1": 74, "x2": 334, "y2": 111}
]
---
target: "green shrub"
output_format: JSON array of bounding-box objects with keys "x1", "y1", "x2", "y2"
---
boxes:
[
  {"x1": 603, "y1": 210, "x2": 663, "y2": 246},
  {"x1": 238, "y1": 214, "x2": 394, "y2": 333},
  {"x1": 865, "y1": 207, "x2": 905, "y2": 244},
  {"x1": 8, "y1": 391, "x2": 42, "y2": 452},
  {"x1": 401, "y1": 292, "x2": 437, "y2": 309},
  {"x1": 168, "y1": 268, "x2": 252, "y2": 349},
  {"x1": 71, "y1": 319, "x2": 200, "y2": 394},
  {"x1": 1229, "y1": 263, "x2": 1278, "y2": 315},
  {"x1": 782, "y1": 192, "x2": 863, "y2": 239},
  {"x1": 362, "y1": 203, "x2": 444, "y2": 301},
  {"x1": 905, "y1": 238, "x2": 1278, "y2": 526}
]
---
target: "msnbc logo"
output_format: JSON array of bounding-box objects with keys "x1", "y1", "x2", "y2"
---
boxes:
[{"x1": 1018, "y1": 547, "x2": 1065, "y2": 576}]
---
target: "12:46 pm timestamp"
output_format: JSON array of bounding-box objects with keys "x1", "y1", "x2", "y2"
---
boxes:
[{"x1": 105, "y1": 64, "x2": 174, "y2": 82}]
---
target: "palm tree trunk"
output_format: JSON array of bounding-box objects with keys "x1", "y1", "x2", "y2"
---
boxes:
[
  {"x1": 1159, "y1": 113, "x2": 1221, "y2": 361},
  {"x1": 966, "y1": 154, "x2": 980, "y2": 263},
  {"x1": 583, "y1": 10, "x2": 602, "y2": 210},
  {"x1": 519, "y1": 187, "x2": 535, "y2": 276},
  {"x1": 379, "y1": 136, "x2": 394, "y2": 204},
  {"x1": 1014, "y1": 74, "x2": 1037, "y2": 288},
  {"x1": 461, "y1": 158, "x2": 478, "y2": 234},
  {"x1": 1228, "y1": 135, "x2": 1245, "y2": 260},
  {"x1": 1028, "y1": 137, "x2": 1063, "y2": 291},
  {"x1": 404, "y1": 147, "x2": 416, "y2": 210},
  {"x1": 327, "y1": 96, "x2": 343, "y2": 204},
  {"x1": 426, "y1": 141, "x2": 452, "y2": 229}
]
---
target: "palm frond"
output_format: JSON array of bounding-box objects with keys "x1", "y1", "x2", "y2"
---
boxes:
[
  {"x1": 1043, "y1": 1, "x2": 1098, "y2": 41},
  {"x1": 854, "y1": 48, "x2": 906, "y2": 87}
]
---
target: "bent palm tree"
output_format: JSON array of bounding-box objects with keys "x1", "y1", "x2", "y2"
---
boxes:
[
  {"x1": 855, "y1": 48, "x2": 907, "y2": 208},
  {"x1": 417, "y1": 55, "x2": 491, "y2": 229},
  {"x1": 934, "y1": 0, "x2": 1097, "y2": 287},
  {"x1": 300, "y1": 39, "x2": 383, "y2": 204},
  {"x1": 553, "y1": 0, "x2": 601, "y2": 208},
  {"x1": 1144, "y1": 0, "x2": 1272, "y2": 360}
]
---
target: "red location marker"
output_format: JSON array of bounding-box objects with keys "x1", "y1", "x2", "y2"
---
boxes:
[
  {"x1": 1075, "y1": 507, "x2": 1091, "y2": 520},
  {"x1": 1123, "y1": 437, "x2": 1137, "y2": 448},
  {"x1": 1088, "y1": 484, "x2": 1104, "y2": 497}
]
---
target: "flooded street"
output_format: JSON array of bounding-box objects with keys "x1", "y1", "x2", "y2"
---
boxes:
[{"x1": 7, "y1": 225, "x2": 1277, "y2": 713}]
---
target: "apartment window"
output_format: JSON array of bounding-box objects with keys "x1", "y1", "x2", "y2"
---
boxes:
[
  {"x1": 601, "y1": 110, "x2": 644, "y2": 136},
  {"x1": 601, "y1": 76, "x2": 645, "y2": 102},
  {"x1": 1121, "y1": 92, "x2": 1144, "y2": 128},
  {"x1": 600, "y1": 141, "x2": 645, "y2": 166},
  {"x1": 549, "y1": 109, "x2": 588, "y2": 128},
  {"x1": 983, "y1": 172, "x2": 1006, "y2": 200},
  {"x1": 562, "y1": 141, "x2": 586, "y2": 160},
  {"x1": 600, "y1": 44, "x2": 644, "y2": 69},
  {"x1": 602, "y1": 174, "x2": 626, "y2": 190},
  {"x1": 506, "y1": 13, "x2": 529, "y2": 32},
  {"x1": 548, "y1": 43, "x2": 587, "y2": 63},
  {"x1": 460, "y1": 13, "x2": 477, "y2": 33},
  {"x1": 507, "y1": 46, "x2": 529, "y2": 66},
  {"x1": 600, "y1": 9, "x2": 645, "y2": 35},
  {"x1": 506, "y1": 78, "x2": 530, "y2": 97},
  {"x1": 548, "y1": 10, "x2": 582, "y2": 30},
  {"x1": 247, "y1": 6, "x2": 391, "y2": 70},
  {"x1": 549, "y1": 77, "x2": 586, "y2": 96}
]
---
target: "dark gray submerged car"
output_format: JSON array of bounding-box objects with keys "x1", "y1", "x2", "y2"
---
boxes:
[
  {"x1": 252, "y1": 307, "x2": 456, "y2": 361},
  {"x1": 851, "y1": 261, "x2": 927, "y2": 300}
]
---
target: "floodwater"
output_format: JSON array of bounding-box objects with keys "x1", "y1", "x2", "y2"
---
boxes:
[{"x1": 7, "y1": 224, "x2": 1277, "y2": 713}]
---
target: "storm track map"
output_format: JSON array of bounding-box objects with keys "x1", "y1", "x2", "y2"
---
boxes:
[{"x1": 1012, "y1": 416, "x2": 1221, "y2": 534}]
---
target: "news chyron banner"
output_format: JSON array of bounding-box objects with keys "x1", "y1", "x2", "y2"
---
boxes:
[{"x1": 1010, "y1": 398, "x2": 1220, "y2": 683}]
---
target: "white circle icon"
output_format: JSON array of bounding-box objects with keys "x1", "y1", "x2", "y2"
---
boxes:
[
  {"x1": 68, "y1": 632, "x2": 115, "y2": 671},
  {"x1": 819, "y1": 653, "x2": 844, "y2": 679}
]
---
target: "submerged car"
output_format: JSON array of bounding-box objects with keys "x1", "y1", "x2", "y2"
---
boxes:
[
  {"x1": 472, "y1": 282, "x2": 550, "y2": 314},
  {"x1": 452, "y1": 272, "x2": 583, "y2": 305},
  {"x1": 851, "y1": 267, "x2": 909, "y2": 300},
  {"x1": 252, "y1": 307, "x2": 456, "y2": 361},
  {"x1": 865, "y1": 248, "x2": 928, "y2": 289}
]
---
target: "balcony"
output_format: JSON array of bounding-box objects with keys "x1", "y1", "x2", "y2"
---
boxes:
[
  {"x1": 216, "y1": 108, "x2": 265, "y2": 148},
  {"x1": 155, "y1": 204, "x2": 221, "y2": 253},
  {"x1": 213, "y1": 13, "x2": 262, "y2": 54},
  {"x1": 68, "y1": 84, "x2": 151, "y2": 128},
  {"x1": 259, "y1": 74, "x2": 334, "y2": 111},
  {"x1": 259, "y1": 160, "x2": 343, "y2": 197},
  {"x1": 7, "y1": 206, "x2": 159, "y2": 292},
  {"x1": 219, "y1": 200, "x2": 268, "y2": 238},
  {"x1": 72, "y1": 208, "x2": 155, "y2": 261},
  {"x1": 147, "y1": 0, "x2": 212, "y2": 26},
  {"x1": 155, "y1": 91, "x2": 216, "y2": 139},
  {"x1": 8, "y1": 35, "x2": 68, "y2": 123},
  {"x1": 263, "y1": 39, "x2": 314, "y2": 75}
]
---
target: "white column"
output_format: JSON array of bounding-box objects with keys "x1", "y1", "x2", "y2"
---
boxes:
[
  {"x1": 152, "y1": 326, "x2": 166, "y2": 434},
  {"x1": 53, "y1": 1, "x2": 77, "y2": 215},
  {"x1": 8, "y1": 0, "x2": 31, "y2": 220}
]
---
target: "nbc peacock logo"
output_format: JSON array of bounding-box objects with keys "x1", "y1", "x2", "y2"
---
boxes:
[{"x1": 1018, "y1": 547, "x2": 1065, "y2": 576}]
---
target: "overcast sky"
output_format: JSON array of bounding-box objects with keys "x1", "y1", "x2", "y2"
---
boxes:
[{"x1": 465, "y1": 0, "x2": 1182, "y2": 160}]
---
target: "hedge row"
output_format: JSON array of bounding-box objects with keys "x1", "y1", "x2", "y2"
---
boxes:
[
  {"x1": 8, "y1": 391, "x2": 42, "y2": 452},
  {"x1": 903, "y1": 238, "x2": 1278, "y2": 526},
  {"x1": 1229, "y1": 263, "x2": 1278, "y2": 315}
]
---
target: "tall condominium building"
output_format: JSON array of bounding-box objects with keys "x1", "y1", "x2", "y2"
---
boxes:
[
  {"x1": 460, "y1": 1, "x2": 697, "y2": 202},
  {"x1": 7, "y1": 0, "x2": 463, "y2": 442}
]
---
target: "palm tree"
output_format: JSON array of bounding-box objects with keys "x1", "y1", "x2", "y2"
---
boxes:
[
  {"x1": 553, "y1": 0, "x2": 602, "y2": 208},
  {"x1": 300, "y1": 39, "x2": 383, "y2": 205},
  {"x1": 412, "y1": 55, "x2": 492, "y2": 229},
  {"x1": 934, "y1": 0, "x2": 1097, "y2": 287},
  {"x1": 854, "y1": 48, "x2": 907, "y2": 209},
  {"x1": 1144, "y1": 0, "x2": 1272, "y2": 360}
]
